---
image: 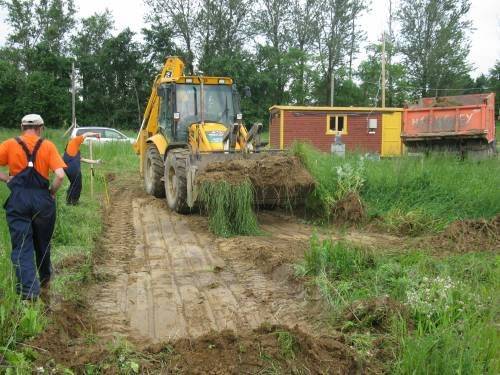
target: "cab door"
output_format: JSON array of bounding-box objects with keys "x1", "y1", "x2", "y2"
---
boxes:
[{"x1": 159, "y1": 85, "x2": 173, "y2": 140}]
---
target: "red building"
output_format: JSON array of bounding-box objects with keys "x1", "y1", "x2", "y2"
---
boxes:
[{"x1": 269, "y1": 106, "x2": 404, "y2": 156}]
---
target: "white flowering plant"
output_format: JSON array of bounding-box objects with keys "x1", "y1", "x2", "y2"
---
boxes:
[
  {"x1": 405, "y1": 275, "x2": 477, "y2": 330},
  {"x1": 333, "y1": 158, "x2": 366, "y2": 202}
]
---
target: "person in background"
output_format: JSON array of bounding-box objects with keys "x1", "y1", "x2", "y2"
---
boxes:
[
  {"x1": 0, "y1": 114, "x2": 66, "y2": 300},
  {"x1": 63, "y1": 132, "x2": 101, "y2": 205}
]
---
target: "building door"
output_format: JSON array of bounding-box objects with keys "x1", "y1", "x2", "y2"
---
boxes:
[{"x1": 381, "y1": 112, "x2": 402, "y2": 156}]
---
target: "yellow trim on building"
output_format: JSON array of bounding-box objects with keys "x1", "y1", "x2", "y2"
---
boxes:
[
  {"x1": 279, "y1": 109, "x2": 284, "y2": 150},
  {"x1": 326, "y1": 115, "x2": 348, "y2": 135},
  {"x1": 270, "y1": 105, "x2": 403, "y2": 112}
]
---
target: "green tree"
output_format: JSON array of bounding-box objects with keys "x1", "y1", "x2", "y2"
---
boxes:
[
  {"x1": 0, "y1": 0, "x2": 74, "y2": 127},
  {"x1": 141, "y1": 24, "x2": 179, "y2": 69},
  {"x1": 72, "y1": 11, "x2": 114, "y2": 126},
  {"x1": 288, "y1": 0, "x2": 321, "y2": 104},
  {"x1": 1, "y1": 0, "x2": 75, "y2": 70},
  {"x1": 253, "y1": 0, "x2": 294, "y2": 105},
  {"x1": 144, "y1": 0, "x2": 198, "y2": 74},
  {"x1": 72, "y1": 13, "x2": 150, "y2": 129},
  {"x1": 398, "y1": 0, "x2": 472, "y2": 97},
  {"x1": 487, "y1": 61, "x2": 500, "y2": 115},
  {"x1": 197, "y1": 0, "x2": 250, "y2": 74},
  {"x1": 358, "y1": 42, "x2": 411, "y2": 107},
  {"x1": 0, "y1": 54, "x2": 25, "y2": 126},
  {"x1": 314, "y1": 0, "x2": 366, "y2": 104}
]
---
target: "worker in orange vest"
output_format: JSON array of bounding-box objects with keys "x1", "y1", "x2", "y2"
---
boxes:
[
  {"x1": 63, "y1": 132, "x2": 101, "y2": 205},
  {"x1": 0, "y1": 114, "x2": 66, "y2": 300}
]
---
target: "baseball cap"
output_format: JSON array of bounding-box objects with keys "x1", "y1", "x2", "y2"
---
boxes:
[{"x1": 21, "y1": 114, "x2": 44, "y2": 126}]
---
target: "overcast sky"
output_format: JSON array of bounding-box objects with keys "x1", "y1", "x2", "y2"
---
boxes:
[{"x1": 0, "y1": 0, "x2": 499, "y2": 78}]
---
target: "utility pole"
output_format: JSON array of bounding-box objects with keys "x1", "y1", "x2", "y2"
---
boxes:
[
  {"x1": 330, "y1": 69, "x2": 334, "y2": 107},
  {"x1": 387, "y1": 0, "x2": 393, "y2": 107},
  {"x1": 381, "y1": 32, "x2": 386, "y2": 108},
  {"x1": 64, "y1": 61, "x2": 77, "y2": 137},
  {"x1": 71, "y1": 61, "x2": 76, "y2": 128}
]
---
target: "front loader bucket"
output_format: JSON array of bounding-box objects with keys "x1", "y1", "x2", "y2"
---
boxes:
[{"x1": 191, "y1": 153, "x2": 315, "y2": 208}]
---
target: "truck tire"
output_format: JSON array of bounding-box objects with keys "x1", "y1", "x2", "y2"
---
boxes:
[
  {"x1": 165, "y1": 148, "x2": 190, "y2": 213},
  {"x1": 144, "y1": 144, "x2": 165, "y2": 198}
]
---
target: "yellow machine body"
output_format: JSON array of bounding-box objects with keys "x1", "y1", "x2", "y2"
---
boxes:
[{"x1": 134, "y1": 56, "x2": 264, "y2": 212}]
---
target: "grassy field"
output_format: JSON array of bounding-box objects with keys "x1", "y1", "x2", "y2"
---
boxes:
[
  {"x1": 293, "y1": 142, "x2": 500, "y2": 234},
  {"x1": 0, "y1": 128, "x2": 498, "y2": 372},
  {"x1": 297, "y1": 238, "x2": 499, "y2": 373},
  {"x1": 0, "y1": 127, "x2": 137, "y2": 370},
  {"x1": 291, "y1": 142, "x2": 499, "y2": 373}
]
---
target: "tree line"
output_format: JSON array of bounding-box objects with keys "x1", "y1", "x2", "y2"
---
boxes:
[{"x1": 0, "y1": 0, "x2": 498, "y2": 130}]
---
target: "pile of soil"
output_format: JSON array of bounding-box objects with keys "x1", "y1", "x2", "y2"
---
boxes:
[
  {"x1": 198, "y1": 155, "x2": 315, "y2": 206},
  {"x1": 145, "y1": 324, "x2": 361, "y2": 374},
  {"x1": 332, "y1": 192, "x2": 366, "y2": 224},
  {"x1": 431, "y1": 97, "x2": 462, "y2": 107},
  {"x1": 33, "y1": 315, "x2": 362, "y2": 374},
  {"x1": 341, "y1": 296, "x2": 410, "y2": 333},
  {"x1": 434, "y1": 215, "x2": 500, "y2": 253}
]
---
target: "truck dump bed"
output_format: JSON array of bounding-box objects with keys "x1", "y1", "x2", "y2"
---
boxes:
[{"x1": 402, "y1": 93, "x2": 496, "y2": 154}]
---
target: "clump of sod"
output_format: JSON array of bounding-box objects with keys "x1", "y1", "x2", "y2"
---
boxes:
[{"x1": 199, "y1": 179, "x2": 260, "y2": 237}]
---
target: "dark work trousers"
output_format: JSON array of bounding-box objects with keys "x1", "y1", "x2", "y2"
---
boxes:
[
  {"x1": 4, "y1": 138, "x2": 55, "y2": 299},
  {"x1": 63, "y1": 151, "x2": 81, "y2": 205}
]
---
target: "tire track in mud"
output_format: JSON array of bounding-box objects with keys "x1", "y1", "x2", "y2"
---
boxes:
[{"x1": 91, "y1": 178, "x2": 324, "y2": 344}]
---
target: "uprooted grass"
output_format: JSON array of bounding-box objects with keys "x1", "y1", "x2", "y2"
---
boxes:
[
  {"x1": 199, "y1": 179, "x2": 260, "y2": 237},
  {"x1": 297, "y1": 236, "x2": 499, "y2": 373}
]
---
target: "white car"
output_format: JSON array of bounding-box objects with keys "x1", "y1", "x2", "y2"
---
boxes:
[{"x1": 70, "y1": 127, "x2": 134, "y2": 144}]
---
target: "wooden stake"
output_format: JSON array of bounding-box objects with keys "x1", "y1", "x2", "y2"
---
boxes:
[{"x1": 90, "y1": 139, "x2": 94, "y2": 199}]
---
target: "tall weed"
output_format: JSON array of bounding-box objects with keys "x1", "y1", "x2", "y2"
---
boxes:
[
  {"x1": 292, "y1": 143, "x2": 366, "y2": 220},
  {"x1": 199, "y1": 180, "x2": 260, "y2": 237},
  {"x1": 293, "y1": 142, "x2": 500, "y2": 232}
]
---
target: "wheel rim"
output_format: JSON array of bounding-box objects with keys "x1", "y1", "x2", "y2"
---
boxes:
[{"x1": 167, "y1": 164, "x2": 177, "y2": 199}]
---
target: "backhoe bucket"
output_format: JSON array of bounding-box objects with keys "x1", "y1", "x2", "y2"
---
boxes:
[{"x1": 190, "y1": 152, "x2": 315, "y2": 208}]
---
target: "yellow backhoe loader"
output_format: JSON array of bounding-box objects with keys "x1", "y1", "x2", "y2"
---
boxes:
[{"x1": 134, "y1": 56, "x2": 310, "y2": 213}]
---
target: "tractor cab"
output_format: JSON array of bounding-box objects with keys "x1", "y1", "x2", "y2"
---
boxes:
[{"x1": 157, "y1": 77, "x2": 243, "y2": 152}]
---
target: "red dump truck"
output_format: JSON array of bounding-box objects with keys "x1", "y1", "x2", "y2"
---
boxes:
[{"x1": 402, "y1": 93, "x2": 496, "y2": 156}]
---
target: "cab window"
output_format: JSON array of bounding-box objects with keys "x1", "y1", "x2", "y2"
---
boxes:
[{"x1": 159, "y1": 85, "x2": 173, "y2": 135}]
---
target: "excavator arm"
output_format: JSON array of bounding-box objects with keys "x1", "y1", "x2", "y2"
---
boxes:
[{"x1": 133, "y1": 57, "x2": 186, "y2": 175}]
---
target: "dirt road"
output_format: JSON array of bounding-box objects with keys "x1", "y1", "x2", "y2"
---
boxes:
[{"x1": 92, "y1": 179, "x2": 325, "y2": 344}]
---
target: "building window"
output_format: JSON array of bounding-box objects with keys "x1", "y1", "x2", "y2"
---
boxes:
[{"x1": 326, "y1": 115, "x2": 348, "y2": 135}]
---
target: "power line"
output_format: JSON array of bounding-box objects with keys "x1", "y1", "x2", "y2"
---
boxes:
[{"x1": 360, "y1": 80, "x2": 492, "y2": 91}]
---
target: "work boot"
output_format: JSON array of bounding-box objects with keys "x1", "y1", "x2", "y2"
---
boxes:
[
  {"x1": 40, "y1": 278, "x2": 51, "y2": 290},
  {"x1": 40, "y1": 279, "x2": 51, "y2": 306}
]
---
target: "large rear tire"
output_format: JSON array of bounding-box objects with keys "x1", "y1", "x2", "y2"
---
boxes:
[
  {"x1": 144, "y1": 144, "x2": 165, "y2": 198},
  {"x1": 165, "y1": 149, "x2": 190, "y2": 213}
]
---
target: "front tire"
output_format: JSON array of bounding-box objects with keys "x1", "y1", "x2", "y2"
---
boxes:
[
  {"x1": 165, "y1": 149, "x2": 190, "y2": 213},
  {"x1": 144, "y1": 144, "x2": 165, "y2": 198}
]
